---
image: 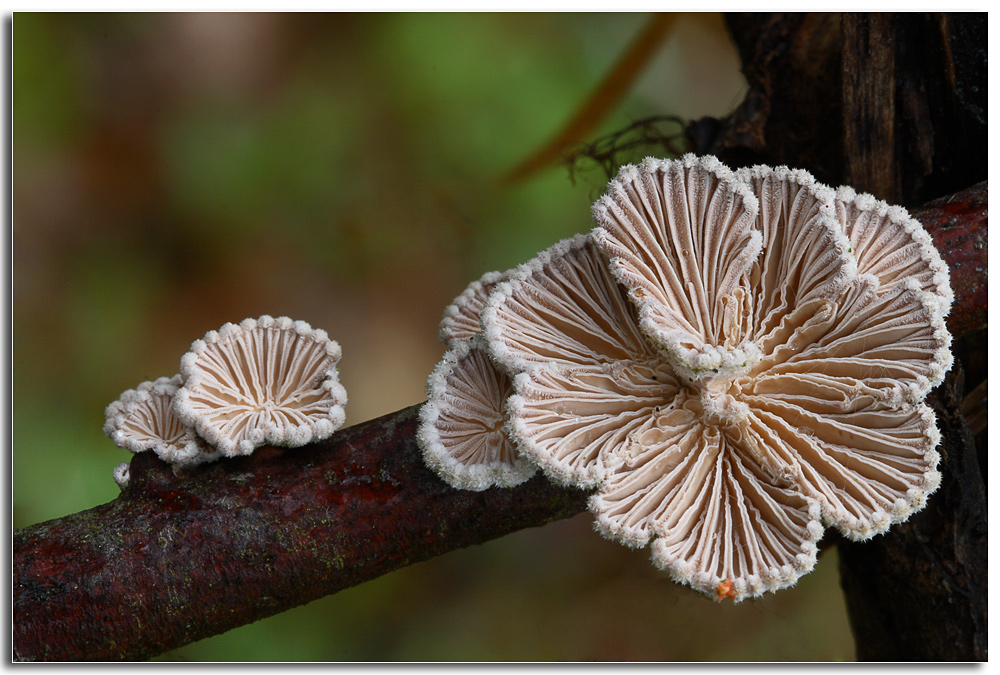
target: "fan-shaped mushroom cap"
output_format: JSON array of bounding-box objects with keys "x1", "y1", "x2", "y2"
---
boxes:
[
  {"x1": 419, "y1": 269, "x2": 537, "y2": 490},
  {"x1": 484, "y1": 234, "x2": 656, "y2": 376},
  {"x1": 174, "y1": 316, "x2": 347, "y2": 456},
  {"x1": 104, "y1": 375, "x2": 217, "y2": 467},
  {"x1": 419, "y1": 336, "x2": 535, "y2": 491},
  {"x1": 483, "y1": 234, "x2": 660, "y2": 487},
  {"x1": 485, "y1": 155, "x2": 952, "y2": 600},
  {"x1": 591, "y1": 154, "x2": 766, "y2": 381},
  {"x1": 833, "y1": 184, "x2": 954, "y2": 316}
]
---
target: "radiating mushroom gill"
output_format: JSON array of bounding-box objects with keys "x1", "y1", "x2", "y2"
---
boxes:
[
  {"x1": 476, "y1": 153, "x2": 951, "y2": 600},
  {"x1": 104, "y1": 375, "x2": 218, "y2": 468},
  {"x1": 174, "y1": 316, "x2": 347, "y2": 456}
]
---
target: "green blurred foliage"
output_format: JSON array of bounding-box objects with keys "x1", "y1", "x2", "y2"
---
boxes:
[
  {"x1": 163, "y1": 76, "x2": 362, "y2": 260},
  {"x1": 13, "y1": 13, "x2": 90, "y2": 144},
  {"x1": 12, "y1": 12, "x2": 853, "y2": 661}
]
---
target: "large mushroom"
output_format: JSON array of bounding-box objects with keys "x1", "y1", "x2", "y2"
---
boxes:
[
  {"x1": 174, "y1": 315, "x2": 347, "y2": 457},
  {"x1": 482, "y1": 154, "x2": 952, "y2": 600},
  {"x1": 419, "y1": 270, "x2": 537, "y2": 491}
]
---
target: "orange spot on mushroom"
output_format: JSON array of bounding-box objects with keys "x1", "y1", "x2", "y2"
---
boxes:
[{"x1": 715, "y1": 578, "x2": 736, "y2": 601}]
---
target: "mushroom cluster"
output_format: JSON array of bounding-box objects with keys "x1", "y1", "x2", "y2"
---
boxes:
[
  {"x1": 419, "y1": 154, "x2": 952, "y2": 601},
  {"x1": 104, "y1": 315, "x2": 347, "y2": 483}
]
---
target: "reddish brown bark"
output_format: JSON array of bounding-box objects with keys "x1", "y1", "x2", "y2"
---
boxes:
[
  {"x1": 912, "y1": 181, "x2": 988, "y2": 339},
  {"x1": 13, "y1": 405, "x2": 588, "y2": 662}
]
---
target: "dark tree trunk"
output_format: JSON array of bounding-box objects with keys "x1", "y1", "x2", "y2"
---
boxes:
[
  {"x1": 701, "y1": 13, "x2": 987, "y2": 207},
  {"x1": 692, "y1": 11, "x2": 987, "y2": 661}
]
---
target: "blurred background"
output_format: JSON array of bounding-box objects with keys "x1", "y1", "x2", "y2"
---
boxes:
[{"x1": 13, "y1": 12, "x2": 854, "y2": 660}]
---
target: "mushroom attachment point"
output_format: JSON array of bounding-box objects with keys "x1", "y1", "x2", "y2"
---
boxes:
[
  {"x1": 482, "y1": 154, "x2": 953, "y2": 601},
  {"x1": 174, "y1": 316, "x2": 348, "y2": 456},
  {"x1": 419, "y1": 270, "x2": 537, "y2": 491},
  {"x1": 104, "y1": 375, "x2": 217, "y2": 467}
]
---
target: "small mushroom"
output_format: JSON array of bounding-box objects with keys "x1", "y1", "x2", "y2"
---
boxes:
[
  {"x1": 174, "y1": 315, "x2": 347, "y2": 456},
  {"x1": 419, "y1": 270, "x2": 536, "y2": 490},
  {"x1": 483, "y1": 155, "x2": 952, "y2": 600},
  {"x1": 112, "y1": 462, "x2": 131, "y2": 490},
  {"x1": 419, "y1": 336, "x2": 536, "y2": 490},
  {"x1": 104, "y1": 375, "x2": 217, "y2": 467}
]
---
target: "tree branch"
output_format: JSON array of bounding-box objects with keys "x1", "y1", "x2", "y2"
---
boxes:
[
  {"x1": 12, "y1": 183, "x2": 986, "y2": 662},
  {"x1": 13, "y1": 404, "x2": 588, "y2": 661},
  {"x1": 911, "y1": 181, "x2": 987, "y2": 339}
]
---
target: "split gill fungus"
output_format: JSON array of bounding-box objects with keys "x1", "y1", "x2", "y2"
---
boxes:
[
  {"x1": 104, "y1": 375, "x2": 218, "y2": 471},
  {"x1": 175, "y1": 315, "x2": 348, "y2": 457},
  {"x1": 106, "y1": 316, "x2": 348, "y2": 481},
  {"x1": 419, "y1": 154, "x2": 952, "y2": 602}
]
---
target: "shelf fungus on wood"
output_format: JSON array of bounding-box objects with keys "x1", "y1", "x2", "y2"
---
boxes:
[
  {"x1": 419, "y1": 270, "x2": 537, "y2": 491},
  {"x1": 473, "y1": 154, "x2": 952, "y2": 602},
  {"x1": 174, "y1": 315, "x2": 348, "y2": 457}
]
